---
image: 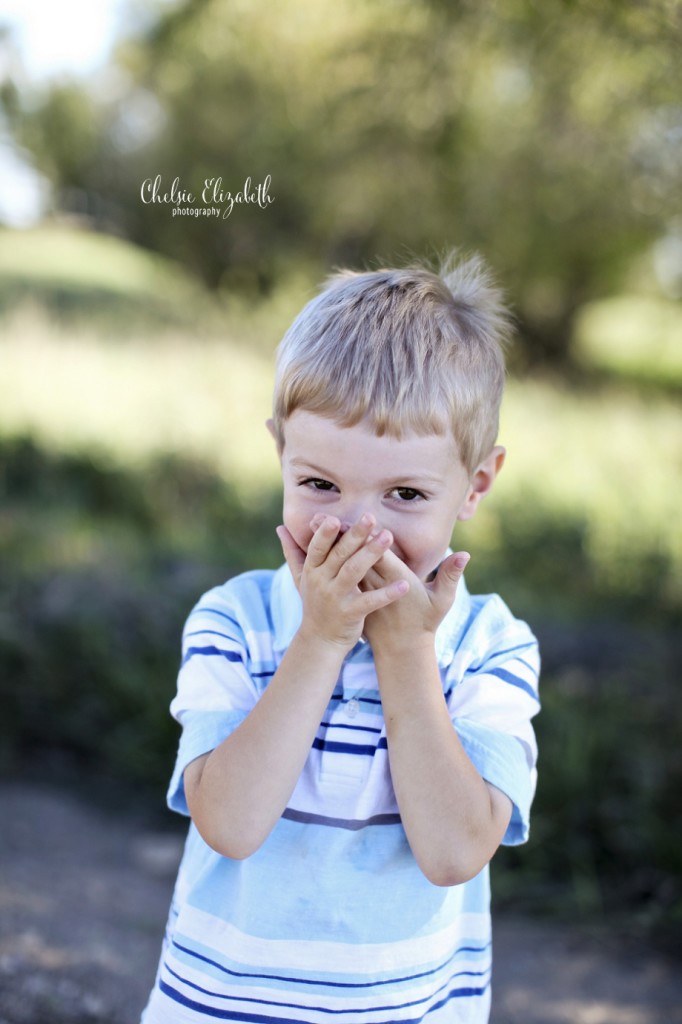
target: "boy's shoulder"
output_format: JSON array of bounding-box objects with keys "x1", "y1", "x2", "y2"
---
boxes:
[
  {"x1": 436, "y1": 579, "x2": 538, "y2": 668},
  {"x1": 190, "y1": 566, "x2": 271, "y2": 609},
  {"x1": 186, "y1": 565, "x2": 301, "y2": 649},
  {"x1": 200, "y1": 566, "x2": 280, "y2": 602},
  {"x1": 467, "y1": 588, "x2": 534, "y2": 637}
]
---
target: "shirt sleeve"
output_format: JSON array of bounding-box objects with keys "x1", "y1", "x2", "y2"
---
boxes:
[
  {"x1": 166, "y1": 584, "x2": 263, "y2": 816},
  {"x1": 446, "y1": 598, "x2": 541, "y2": 846}
]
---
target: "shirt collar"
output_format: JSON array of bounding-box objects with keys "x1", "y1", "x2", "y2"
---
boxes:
[
  {"x1": 434, "y1": 570, "x2": 472, "y2": 666},
  {"x1": 270, "y1": 552, "x2": 472, "y2": 661}
]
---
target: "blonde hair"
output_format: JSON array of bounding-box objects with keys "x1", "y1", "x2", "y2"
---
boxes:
[{"x1": 272, "y1": 252, "x2": 513, "y2": 474}]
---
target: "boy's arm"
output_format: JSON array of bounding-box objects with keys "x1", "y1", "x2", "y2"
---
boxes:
[
  {"x1": 184, "y1": 516, "x2": 408, "y2": 860},
  {"x1": 373, "y1": 641, "x2": 512, "y2": 887},
  {"x1": 363, "y1": 552, "x2": 513, "y2": 887},
  {"x1": 184, "y1": 630, "x2": 345, "y2": 859}
]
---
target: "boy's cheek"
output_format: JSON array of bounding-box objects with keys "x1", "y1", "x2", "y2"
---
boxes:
[{"x1": 281, "y1": 501, "x2": 311, "y2": 553}]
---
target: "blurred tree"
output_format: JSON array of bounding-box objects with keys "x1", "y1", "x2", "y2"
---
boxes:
[{"x1": 4, "y1": 0, "x2": 681, "y2": 362}]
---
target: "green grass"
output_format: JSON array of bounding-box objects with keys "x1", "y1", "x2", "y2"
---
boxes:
[
  {"x1": 574, "y1": 294, "x2": 682, "y2": 388},
  {"x1": 0, "y1": 225, "x2": 214, "y2": 329},
  {"x1": 0, "y1": 306, "x2": 278, "y2": 488},
  {"x1": 464, "y1": 376, "x2": 682, "y2": 618}
]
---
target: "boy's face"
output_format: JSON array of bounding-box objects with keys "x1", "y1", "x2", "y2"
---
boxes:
[{"x1": 274, "y1": 411, "x2": 503, "y2": 583}]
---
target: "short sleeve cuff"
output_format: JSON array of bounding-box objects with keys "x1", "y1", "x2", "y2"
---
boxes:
[
  {"x1": 454, "y1": 717, "x2": 535, "y2": 845},
  {"x1": 167, "y1": 709, "x2": 251, "y2": 816}
]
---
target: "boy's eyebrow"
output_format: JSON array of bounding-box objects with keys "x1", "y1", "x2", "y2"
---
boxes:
[
  {"x1": 379, "y1": 472, "x2": 446, "y2": 488},
  {"x1": 287, "y1": 458, "x2": 335, "y2": 476},
  {"x1": 288, "y1": 457, "x2": 446, "y2": 486}
]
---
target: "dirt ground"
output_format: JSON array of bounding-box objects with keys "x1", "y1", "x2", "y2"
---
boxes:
[{"x1": 1, "y1": 782, "x2": 680, "y2": 1024}]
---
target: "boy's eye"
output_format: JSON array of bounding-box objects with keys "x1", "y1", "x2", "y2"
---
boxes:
[
  {"x1": 393, "y1": 487, "x2": 424, "y2": 502},
  {"x1": 302, "y1": 477, "x2": 336, "y2": 491}
]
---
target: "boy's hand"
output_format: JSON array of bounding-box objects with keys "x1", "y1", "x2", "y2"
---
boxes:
[
  {"x1": 361, "y1": 548, "x2": 470, "y2": 653},
  {"x1": 276, "y1": 515, "x2": 409, "y2": 651}
]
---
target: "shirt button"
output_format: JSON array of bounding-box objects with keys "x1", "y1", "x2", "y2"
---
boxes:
[{"x1": 346, "y1": 698, "x2": 360, "y2": 718}]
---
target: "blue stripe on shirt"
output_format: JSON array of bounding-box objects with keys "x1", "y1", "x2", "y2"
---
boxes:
[
  {"x1": 312, "y1": 738, "x2": 378, "y2": 756},
  {"x1": 170, "y1": 938, "x2": 490, "y2": 990},
  {"x1": 468, "y1": 642, "x2": 536, "y2": 670},
  {"x1": 486, "y1": 667, "x2": 539, "y2": 702},
  {"x1": 159, "y1": 968, "x2": 490, "y2": 1020},
  {"x1": 281, "y1": 808, "x2": 401, "y2": 830},
  {"x1": 184, "y1": 629, "x2": 242, "y2": 641},
  {"x1": 320, "y1": 721, "x2": 383, "y2": 735},
  {"x1": 181, "y1": 645, "x2": 244, "y2": 669},
  {"x1": 187, "y1": 608, "x2": 242, "y2": 631}
]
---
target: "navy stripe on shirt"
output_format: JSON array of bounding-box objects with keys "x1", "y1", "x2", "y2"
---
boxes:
[
  {"x1": 170, "y1": 938, "x2": 490, "y2": 990},
  {"x1": 181, "y1": 645, "x2": 244, "y2": 669}
]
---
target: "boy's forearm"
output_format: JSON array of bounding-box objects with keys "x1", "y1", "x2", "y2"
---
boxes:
[
  {"x1": 374, "y1": 643, "x2": 512, "y2": 886},
  {"x1": 185, "y1": 630, "x2": 346, "y2": 859}
]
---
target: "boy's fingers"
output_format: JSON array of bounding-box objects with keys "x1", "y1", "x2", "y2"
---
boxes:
[
  {"x1": 336, "y1": 529, "x2": 396, "y2": 587},
  {"x1": 431, "y1": 551, "x2": 470, "y2": 606},
  {"x1": 324, "y1": 513, "x2": 377, "y2": 574},
  {"x1": 304, "y1": 517, "x2": 342, "y2": 568},
  {"x1": 304, "y1": 513, "x2": 382, "y2": 580},
  {"x1": 360, "y1": 548, "x2": 410, "y2": 590},
  {"x1": 358, "y1": 578, "x2": 409, "y2": 614}
]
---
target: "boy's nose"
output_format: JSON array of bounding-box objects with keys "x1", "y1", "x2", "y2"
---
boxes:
[
  {"x1": 311, "y1": 511, "x2": 380, "y2": 536},
  {"x1": 338, "y1": 509, "x2": 381, "y2": 536}
]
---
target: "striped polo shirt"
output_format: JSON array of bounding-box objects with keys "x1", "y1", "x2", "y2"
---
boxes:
[{"x1": 142, "y1": 564, "x2": 539, "y2": 1024}]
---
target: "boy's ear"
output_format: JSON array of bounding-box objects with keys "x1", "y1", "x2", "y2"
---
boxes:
[{"x1": 457, "y1": 446, "x2": 505, "y2": 522}]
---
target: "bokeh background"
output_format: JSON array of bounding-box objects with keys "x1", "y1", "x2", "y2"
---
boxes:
[{"x1": 1, "y1": 0, "x2": 681, "y2": 960}]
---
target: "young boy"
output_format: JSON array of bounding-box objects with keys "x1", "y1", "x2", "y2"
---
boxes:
[{"x1": 142, "y1": 254, "x2": 540, "y2": 1024}]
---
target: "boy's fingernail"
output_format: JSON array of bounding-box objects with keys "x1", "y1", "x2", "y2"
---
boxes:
[{"x1": 454, "y1": 553, "x2": 471, "y2": 571}]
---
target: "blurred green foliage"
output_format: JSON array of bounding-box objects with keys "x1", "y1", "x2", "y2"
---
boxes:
[
  {"x1": 0, "y1": 435, "x2": 283, "y2": 790},
  {"x1": 575, "y1": 295, "x2": 682, "y2": 391},
  {"x1": 494, "y1": 659, "x2": 682, "y2": 942},
  {"x1": 4, "y1": 0, "x2": 682, "y2": 362}
]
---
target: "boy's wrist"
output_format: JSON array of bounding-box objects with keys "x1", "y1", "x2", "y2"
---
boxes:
[
  {"x1": 373, "y1": 639, "x2": 442, "y2": 710},
  {"x1": 293, "y1": 623, "x2": 354, "y2": 664},
  {"x1": 371, "y1": 632, "x2": 437, "y2": 668}
]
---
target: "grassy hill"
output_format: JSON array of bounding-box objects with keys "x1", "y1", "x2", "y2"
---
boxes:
[{"x1": 0, "y1": 222, "x2": 212, "y2": 329}]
